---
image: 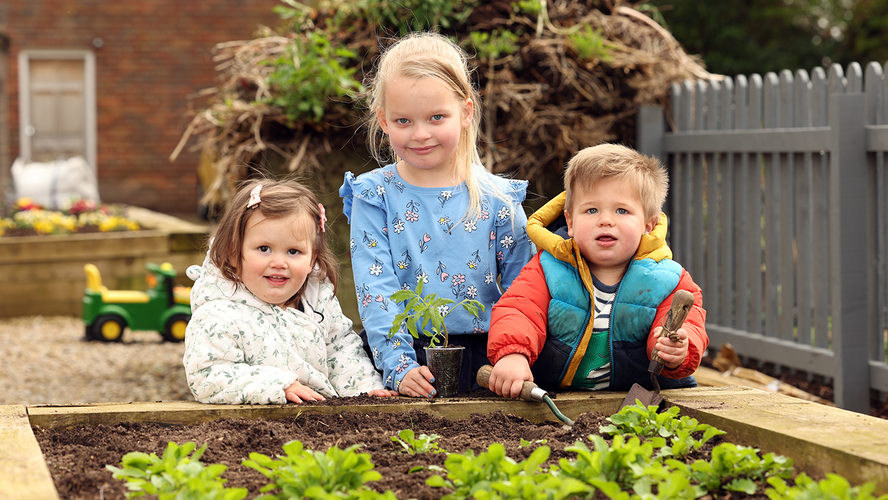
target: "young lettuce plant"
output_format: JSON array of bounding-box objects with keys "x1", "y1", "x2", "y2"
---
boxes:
[
  {"x1": 388, "y1": 279, "x2": 484, "y2": 348},
  {"x1": 242, "y1": 439, "x2": 395, "y2": 500},
  {"x1": 106, "y1": 441, "x2": 247, "y2": 500},
  {"x1": 392, "y1": 429, "x2": 446, "y2": 455},
  {"x1": 766, "y1": 472, "x2": 888, "y2": 500}
]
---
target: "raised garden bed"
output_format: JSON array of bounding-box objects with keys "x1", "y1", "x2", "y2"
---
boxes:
[
  {"x1": 0, "y1": 207, "x2": 208, "y2": 318},
  {"x1": 3, "y1": 386, "x2": 888, "y2": 499}
]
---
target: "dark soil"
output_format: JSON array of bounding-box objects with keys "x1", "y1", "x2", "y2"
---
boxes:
[{"x1": 35, "y1": 393, "x2": 767, "y2": 500}]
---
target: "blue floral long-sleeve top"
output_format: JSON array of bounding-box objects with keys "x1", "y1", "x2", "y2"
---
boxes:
[{"x1": 340, "y1": 163, "x2": 534, "y2": 391}]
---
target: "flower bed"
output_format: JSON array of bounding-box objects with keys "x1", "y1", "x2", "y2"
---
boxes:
[
  {"x1": 0, "y1": 197, "x2": 140, "y2": 237},
  {"x1": 0, "y1": 199, "x2": 209, "y2": 318}
]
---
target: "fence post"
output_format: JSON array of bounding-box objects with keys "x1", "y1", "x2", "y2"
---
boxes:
[
  {"x1": 829, "y1": 92, "x2": 870, "y2": 412},
  {"x1": 636, "y1": 105, "x2": 664, "y2": 160}
]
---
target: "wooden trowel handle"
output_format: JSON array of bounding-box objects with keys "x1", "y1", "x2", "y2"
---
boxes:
[
  {"x1": 650, "y1": 289, "x2": 695, "y2": 374},
  {"x1": 477, "y1": 364, "x2": 540, "y2": 402}
]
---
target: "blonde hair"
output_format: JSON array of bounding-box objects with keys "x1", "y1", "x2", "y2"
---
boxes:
[
  {"x1": 209, "y1": 179, "x2": 338, "y2": 306},
  {"x1": 365, "y1": 31, "x2": 497, "y2": 221},
  {"x1": 563, "y1": 143, "x2": 668, "y2": 221}
]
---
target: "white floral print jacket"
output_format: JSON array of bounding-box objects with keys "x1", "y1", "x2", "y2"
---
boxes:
[{"x1": 183, "y1": 256, "x2": 385, "y2": 404}]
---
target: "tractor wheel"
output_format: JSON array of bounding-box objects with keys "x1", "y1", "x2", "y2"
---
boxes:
[
  {"x1": 92, "y1": 314, "x2": 126, "y2": 342},
  {"x1": 161, "y1": 313, "x2": 190, "y2": 343},
  {"x1": 84, "y1": 324, "x2": 96, "y2": 341}
]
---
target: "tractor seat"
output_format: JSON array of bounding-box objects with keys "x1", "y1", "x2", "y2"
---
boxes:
[
  {"x1": 83, "y1": 263, "x2": 150, "y2": 303},
  {"x1": 102, "y1": 290, "x2": 151, "y2": 303}
]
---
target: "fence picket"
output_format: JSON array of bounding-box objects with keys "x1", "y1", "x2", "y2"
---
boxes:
[
  {"x1": 749, "y1": 74, "x2": 764, "y2": 335},
  {"x1": 693, "y1": 80, "x2": 706, "y2": 286},
  {"x1": 733, "y1": 75, "x2": 749, "y2": 331},
  {"x1": 794, "y1": 69, "x2": 813, "y2": 351},
  {"x1": 778, "y1": 71, "x2": 796, "y2": 344},
  {"x1": 706, "y1": 80, "x2": 721, "y2": 321},
  {"x1": 764, "y1": 73, "x2": 780, "y2": 342},
  {"x1": 721, "y1": 77, "x2": 735, "y2": 325}
]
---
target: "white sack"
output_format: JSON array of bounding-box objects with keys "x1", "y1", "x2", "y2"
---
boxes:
[{"x1": 11, "y1": 156, "x2": 101, "y2": 209}]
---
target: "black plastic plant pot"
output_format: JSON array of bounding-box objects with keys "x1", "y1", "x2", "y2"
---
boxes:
[{"x1": 424, "y1": 346, "x2": 464, "y2": 397}]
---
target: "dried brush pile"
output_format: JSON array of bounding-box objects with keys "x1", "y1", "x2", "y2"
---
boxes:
[{"x1": 172, "y1": 0, "x2": 719, "y2": 211}]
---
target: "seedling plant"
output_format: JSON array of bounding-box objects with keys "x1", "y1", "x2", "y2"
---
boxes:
[
  {"x1": 392, "y1": 429, "x2": 446, "y2": 455},
  {"x1": 388, "y1": 279, "x2": 484, "y2": 348}
]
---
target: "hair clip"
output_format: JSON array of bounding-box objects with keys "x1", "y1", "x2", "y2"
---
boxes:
[
  {"x1": 318, "y1": 203, "x2": 327, "y2": 233},
  {"x1": 246, "y1": 185, "x2": 262, "y2": 209}
]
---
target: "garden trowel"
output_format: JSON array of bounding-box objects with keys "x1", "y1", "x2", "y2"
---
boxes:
[
  {"x1": 476, "y1": 364, "x2": 575, "y2": 427},
  {"x1": 620, "y1": 289, "x2": 695, "y2": 411}
]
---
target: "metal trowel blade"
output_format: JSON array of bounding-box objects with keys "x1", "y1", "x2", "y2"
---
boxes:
[{"x1": 620, "y1": 382, "x2": 664, "y2": 411}]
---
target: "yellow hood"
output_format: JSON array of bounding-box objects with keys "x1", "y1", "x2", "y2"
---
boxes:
[{"x1": 526, "y1": 191, "x2": 672, "y2": 267}]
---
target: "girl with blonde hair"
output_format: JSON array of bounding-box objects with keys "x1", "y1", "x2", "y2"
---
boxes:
[{"x1": 340, "y1": 32, "x2": 534, "y2": 398}]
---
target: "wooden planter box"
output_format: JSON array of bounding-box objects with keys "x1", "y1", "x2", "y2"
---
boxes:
[
  {"x1": 0, "y1": 208, "x2": 209, "y2": 318},
  {"x1": 3, "y1": 386, "x2": 888, "y2": 499}
]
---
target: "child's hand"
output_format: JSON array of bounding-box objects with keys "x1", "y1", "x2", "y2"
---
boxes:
[
  {"x1": 399, "y1": 366, "x2": 436, "y2": 398},
  {"x1": 489, "y1": 353, "x2": 533, "y2": 399},
  {"x1": 653, "y1": 327, "x2": 689, "y2": 369},
  {"x1": 367, "y1": 389, "x2": 400, "y2": 397},
  {"x1": 284, "y1": 380, "x2": 326, "y2": 404}
]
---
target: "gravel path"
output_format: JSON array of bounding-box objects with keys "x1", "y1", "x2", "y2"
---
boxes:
[{"x1": 0, "y1": 316, "x2": 192, "y2": 405}]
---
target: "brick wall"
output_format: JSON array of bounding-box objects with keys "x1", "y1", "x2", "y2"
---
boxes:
[{"x1": 3, "y1": 0, "x2": 281, "y2": 215}]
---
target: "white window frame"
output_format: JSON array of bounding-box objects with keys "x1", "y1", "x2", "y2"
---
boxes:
[{"x1": 18, "y1": 49, "x2": 97, "y2": 171}]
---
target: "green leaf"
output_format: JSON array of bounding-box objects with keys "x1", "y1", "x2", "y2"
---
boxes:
[{"x1": 426, "y1": 475, "x2": 450, "y2": 487}]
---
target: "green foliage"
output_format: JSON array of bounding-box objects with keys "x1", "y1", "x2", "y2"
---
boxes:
[
  {"x1": 467, "y1": 29, "x2": 520, "y2": 61},
  {"x1": 426, "y1": 443, "x2": 559, "y2": 500},
  {"x1": 559, "y1": 434, "x2": 656, "y2": 492},
  {"x1": 242, "y1": 439, "x2": 394, "y2": 500},
  {"x1": 263, "y1": 31, "x2": 362, "y2": 124},
  {"x1": 425, "y1": 402, "x2": 808, "y2": 498},
  {"x1": 667, "y1": 442, "x2": 793, "y2": 495},
  {"x1": 600, "y1": 403, "x2": 725, "y2": 458},
  {"x1": 644, "y1": 0, "x2": 846, "y2": 76},
  {"x1": 106, "y1": 441, "x2": 247, "y2": 500},
  {"x1": 330, "y1": 0, "x2": 478, "y2": 35},
  {"x1": 766, "y1": 472, "x2": 888, "y2": 500},
  {"x1": 272, "y1": 0, "x2": 314, "y2": 28},
  {"x1": 566, "y1": 26, "x2": 613, "y2": 63},
  {"x1": 511, "y1": 0, "x2": 542, "y2": 15},
  {"x1": 392, "y1": 429, "x2": 445, "y2": 455},
  {"x1": 388, "y1": 278, "x2": 484, "y2": 348}
]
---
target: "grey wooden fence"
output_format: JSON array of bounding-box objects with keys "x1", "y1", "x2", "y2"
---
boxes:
[{"x1": 636, "y1": 61, "x2": 888, "y2": 413}]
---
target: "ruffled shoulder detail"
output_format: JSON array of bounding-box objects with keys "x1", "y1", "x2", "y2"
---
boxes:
[
  {"x1": 481, "y1": 168, "x2": 529, "y2": 204},
  {"x1": 339, "y1": 167, "x2": 389, "y2": 223}
]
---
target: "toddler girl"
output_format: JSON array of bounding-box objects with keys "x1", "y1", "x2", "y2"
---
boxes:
[{"x1": 184, "y1": 179, "x2": 398, "y2": 404}]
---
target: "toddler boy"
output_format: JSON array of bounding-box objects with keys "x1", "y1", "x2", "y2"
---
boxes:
[{"x1": 486, "y1": 144, "x2": 708, "y2": 397}]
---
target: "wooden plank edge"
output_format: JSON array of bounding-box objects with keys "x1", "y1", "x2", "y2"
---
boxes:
[
  {"x1": 0, "y1": 405, "x2": 60, "y2": 500},
  {"x1": 25, "y1": 394, "x2": 625, "y2": 429}
]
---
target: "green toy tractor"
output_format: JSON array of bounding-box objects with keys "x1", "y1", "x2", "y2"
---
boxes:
[{"x1": 82, "y1": 262, "x2": 192, "y2": 342}]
